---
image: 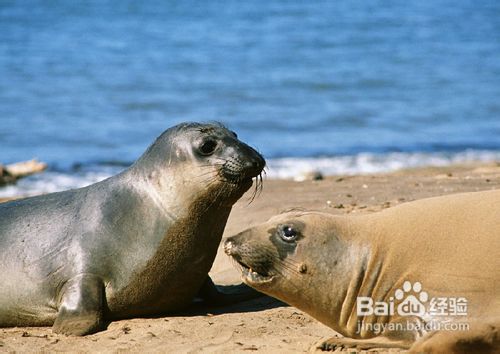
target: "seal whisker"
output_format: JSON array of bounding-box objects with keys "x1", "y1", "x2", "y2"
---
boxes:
[
  {"x1": 246, "y1": 173, "x2": 264, "y2": 204},
  {"x1": 257, "y1": 172, "x2": 264, "y2": 194},
  {"x1": 199, "y1": 179, "x2": 229, "y2": 215},
  {"x1": 197, "y1": 162, "x2": 225, "y2": 168},
  {"x1": 229, "y1": 257, "x2": 246, "y2": 273},
  {"x1": 268, "y1": 262, "x2": 297, "y2": 279},
  {"x1": 193, "y1": 168, "x2": 217, "y2": 175},
  {"x1": 279, "y1": 257, "x2": 301, "y2": 267},
  {"x1": 275, "y1": 260, "x2": 301, "y2": 276},
  {"x1": 247, "y1": 184, "x2": 258, "y2": 205},
  {"x1": 202, "y1": 177, "x2": 222, "y2": 193},
  {"x1": 278, "y1": 256, "x2": 300, "y2": 266},
  {"x1": 253, "y1": 174, "x2": 262, "y2": 201},
  {"x1": 193, "y1": 170, "x2": 219, "y2": 179},
  {"x1": 190, "y1": 174, "x2": 218, "y2": 186}
]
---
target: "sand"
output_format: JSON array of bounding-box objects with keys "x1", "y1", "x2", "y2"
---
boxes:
[{"x1": 0, "y1": 162, "x2": 499, "y2": 353}]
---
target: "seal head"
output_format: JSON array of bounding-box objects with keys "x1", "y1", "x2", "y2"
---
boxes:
[
  {"x1": 224, "y1": 211, "x2": 343, "y2": 307},
  {"x1": 134, "y1": 122, "x2": 265, "y2": 205}
]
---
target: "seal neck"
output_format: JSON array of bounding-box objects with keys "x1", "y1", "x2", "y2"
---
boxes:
[
  {"x1": 122, "y1": 165, "x2": 188, "y2": 221},
  {"x1": 298, "y1": 217, "x2": 381, "y2": 339},
  {"x1": 333, "y1": 218, "x2": 396, "y2": 338}
]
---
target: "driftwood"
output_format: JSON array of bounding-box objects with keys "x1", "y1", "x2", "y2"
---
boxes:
[{"x1": 0, "y1": 159, "x2": 47, "y2": 186}]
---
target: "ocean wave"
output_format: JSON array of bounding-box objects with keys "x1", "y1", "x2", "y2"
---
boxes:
[
  {"x1": 268, "y1": 150, "x2": 500, "y2": 180},
  {"x1": 1, "y1": 150, "x2": 499, "y2": 198},
  {"x1": 0, "y1": 167, "x2": 122, "y2": 198}
]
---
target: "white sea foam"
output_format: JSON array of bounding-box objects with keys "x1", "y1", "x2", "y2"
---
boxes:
[
  {"x1": 268, "y1": 150, "x2": 500, "y2": 180},
  {"x1": 0, "y1": 169, "x2": 118, "y2": 198},
  {"x1": 1, "y1": 150, "x2": 499, "y2": 198}
]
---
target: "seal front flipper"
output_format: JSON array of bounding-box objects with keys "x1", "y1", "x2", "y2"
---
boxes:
[
  {"x1": 197, "y1": 276, "x2": 263, "y2": 306},
  {"x1": 316, "y1": 336, "x2": 411, "y2": 351},
  {"x1": 53, "y1": 274, "x2": 106, "y2": 336}
]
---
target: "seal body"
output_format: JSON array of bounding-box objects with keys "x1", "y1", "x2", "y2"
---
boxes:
[
  {"x1": 225, "y1": 190, "x2": 500, "y2": 351},
  {"x1": 0, "y1": 122, "x2": 265, "y2": 335}
]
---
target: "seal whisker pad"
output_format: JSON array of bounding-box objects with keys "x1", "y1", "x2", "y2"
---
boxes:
[{"x1": 0, "y1": 122, "x2": 265, "y2": 335}]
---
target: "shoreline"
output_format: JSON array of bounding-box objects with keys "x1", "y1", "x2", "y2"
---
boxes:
[
  {"x1": 0, "y1": 162, "x2": 499, "y2": 352},
  {"x1": 1, "y1": 151, "x2": 500, "y2": 200},
  {"x1": 1, "y1": 161, "x2": 498, "y2": 204}
]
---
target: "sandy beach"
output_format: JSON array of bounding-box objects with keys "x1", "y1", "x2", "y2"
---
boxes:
[{"x1": 0, "y1": 162, "x2": 499, "y2": 353}]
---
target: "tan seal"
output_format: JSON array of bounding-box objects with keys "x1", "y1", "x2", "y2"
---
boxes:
[{"x1": 224, "y1": 190, "x2": 500, "y2": 352}]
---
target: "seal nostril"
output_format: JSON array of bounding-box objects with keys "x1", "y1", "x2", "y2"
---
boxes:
[
  {"x1": 246, "y1": 158, "x2": 264, "y2": 174},
  {"x1": 223, "y1": 241, "x2": 233, "y2": 255}
]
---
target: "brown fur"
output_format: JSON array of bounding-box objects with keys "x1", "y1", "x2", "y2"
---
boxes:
[{"x1": 108, "y1": 183, "x2": 234, "y2": 317}]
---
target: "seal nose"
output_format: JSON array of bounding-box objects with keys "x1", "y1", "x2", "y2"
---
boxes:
[
  {"x1": 245, "y1": 159, "x2": 263, "y2": 174},
  {"x1": 224, "y1": 240, "x2": 233, "y2": 256},
  {"x1": 223, "y1": 239, "x2": 234, "y2": 256},
  {"x1": 224, "y1": 238, "x2": 246, "y2": 264},
  {"x1": 243, "y1": 149, "x2": 266, "y2": 177}
]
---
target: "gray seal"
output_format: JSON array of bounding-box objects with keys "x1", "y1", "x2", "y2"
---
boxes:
[
  {"x1": 0, "y1": 122, "x2": 265, "y2": 336},
  {"x1": 224, "y1": 190, "x2": 499, "y2": 352}
]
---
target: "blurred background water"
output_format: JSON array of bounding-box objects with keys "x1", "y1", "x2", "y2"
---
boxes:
[{"x1": 1, "y1": 0, "x2": 499, "y2": 196}]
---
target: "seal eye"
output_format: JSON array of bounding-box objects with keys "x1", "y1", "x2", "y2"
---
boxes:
[
  {"x1": 199, "y1": 139, "x2": 218, "y2": 156},
  {"x1": 279, "y1": 225, "x2": 297, "y2": 242}
]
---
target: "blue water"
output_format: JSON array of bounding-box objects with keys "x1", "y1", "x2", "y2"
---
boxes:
[{"x1": 1, "y1": 1, "x2": 500, "y2": 194}]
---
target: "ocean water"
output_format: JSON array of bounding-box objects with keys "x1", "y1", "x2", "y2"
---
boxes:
[{"x1": 1, "y1": 1, "x2": 499, "y2": 196}]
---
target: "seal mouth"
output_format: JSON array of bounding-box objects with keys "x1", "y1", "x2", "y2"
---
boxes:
[
  {"x1": 224, "y1": 172, "x2": 262, "y2": 188},
  {"x1": 221, "y1": 172, "x2": 264, "y2": 204},
  {"x1": 235, "y1": 259, "x2": 275, "y2": 285},
  {"x1": 219, "y1": 156, "x2": 265, "y2": 200},
  {"x1": 224, "y1": 238, "x2": 275, "y2": 285}
]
